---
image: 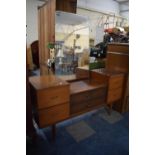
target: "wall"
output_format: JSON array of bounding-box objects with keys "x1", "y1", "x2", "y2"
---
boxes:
[
  {"x1": 119, "y1": 3, "x2": 129, "y2": 20},
  {"x1": 77, "y1": 0, "x2": 120, "y2": 15},
  {"x1": 26, "y1": 0, "x2": 45, "y2": 69},
  {"x1": 77, "y1": 0, "x2": 128, "y2": 44},
  {"x1": 27, "y1": 0, "x2": 127, "y2": 47},
  {"x1": 26, "y1": 0, "x2": 44, "y2": 47},
  {"x1": 26, "y1": 0, "x2": 128, "y2": 68}
]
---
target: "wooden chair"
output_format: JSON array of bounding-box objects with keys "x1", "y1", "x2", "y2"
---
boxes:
[{"x1": 31, "y1": 40, "x2": 39, "y2": 69}]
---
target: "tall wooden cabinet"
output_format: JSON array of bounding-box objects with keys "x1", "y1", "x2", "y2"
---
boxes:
[{"x1": 106, "y1": 43, "x2": 129, "y2": 113}]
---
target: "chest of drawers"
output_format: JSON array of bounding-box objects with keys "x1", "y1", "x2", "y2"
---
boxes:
[
  {"x1": 29, "y1": 75, "x2": 70, "y2": 128},
  {"x1": 107, "y1": 75, "x2": 124, "y2": 103},
  {"x1": 70, "y1": 81, "x2": 107, "y2": 116},
  {"x1": 90, "y1": 69, "x2": 125, "y2": 111}
]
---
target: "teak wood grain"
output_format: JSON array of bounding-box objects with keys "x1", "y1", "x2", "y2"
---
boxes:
[
  {"x1": 37, "y1": 86, "x2": 69, "y2": 109},
  {"x1": 70, "y1": 80, "x2": 107, "y2": 115},
  {"x1": 38, "y1": 103, "x2": 69, "y2": 128},
  {"x1": 29, "y1": 75, "x2": 70, "y2": 128},
  {"x1": 108, "y1": 76, "x2": 124, "y2": 90},
  {"x1": 106, "y1": 43, "x2": 129, "y2": 112},
  {"x1": 38, "y1": 0, "x2": 55, "y2": 75}
]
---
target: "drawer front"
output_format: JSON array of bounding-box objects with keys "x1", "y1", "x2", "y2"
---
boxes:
[
  {"x1": 90, "y1": 88, "x2": 106, "y2": 99},
  {"x1": 76, "y1": 69, "x2": 89, "y2": 79},
  {"x1": 70, "y1": 97, "x2": 105, "y2": 115},
  {"x1": 37, "y1": 86, "x2": 69, "y2": 109},
  {"x1": 38, "y1": 103, "x2": 69, "y2": 128},
  {"x1": 109, "y1": 76, "x2": 124, "y2": 90},
  {"x1": 70, "y1": 91, "x2": 91, "y2": 103},
  {"x1": 107, "y1": 88, "x2": 123, "y2": 103},
  {"x1": 70, "y1": 100, "x2": 88, "y2": 114},
  {"x1": 88, "y1": 97, "x2": 105, "y2": 108},
  {"x1": 71, "y1": 88, "x2": 106, "y2": 104}
]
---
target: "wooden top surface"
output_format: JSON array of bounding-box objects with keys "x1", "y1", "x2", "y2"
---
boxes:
[
  {"x1": 57, "y1": 74, "x2": 77, "y2": 81},
  {"x1": 70, "y1": 80, "x2": 106, "y2": 95},
  {"x1": 29, "y1": 75, "x2": 69, "y2": 90},
  {"x1": 92, "y1": 68, "x2": 124, "y2": 76},
  {"x1": 108, "y1": 43, "x2": 129, "y2": 46}
]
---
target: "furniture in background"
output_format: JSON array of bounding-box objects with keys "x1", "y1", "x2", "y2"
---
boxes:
[
  {"x1": 31, "y1": 40, "x2": 39, "y2": 69},
  {"x1": 106, "y1": 43, "x2": 129, "y2": 113},
  {"x1": 75, "y1": 43, "x2": 129, "y2": 113},
  {"x1": 56, "y1": 0, "x2": 77, "y2": 13}
]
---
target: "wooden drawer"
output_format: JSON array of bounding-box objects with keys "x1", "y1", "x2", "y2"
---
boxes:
[
  {"x1": 71, "y1": 88, "x2": 106, "y2": 104},
  {"x1": 38, "y1": 103, "x2": 69, "y2": 128},
  {"x1": 37, "y1": 86, "x2": 69, "y2": 109},
  {"x1": 109, "y1": 76, "x2": 124, "y2": 90},
  {"x1": 88, "y1": 97, "x2": 106, "y2": 108},
  {"x1": 90, "y1": 88, "x2": 106, "y2": 99},
  {"x1": 70, "y1": 100, "x2": 88, "y2": 114},
  {"x1": 107, "y1": 88, "x2": 123, "y2": 103},
  {"x1": 71, "y1": 91, "x2": 91, "y2": 103},
  {"x1": 70, "y1": 97, "x2": 105, "y2": 115},
  {"x1": 76, "y1": 69, "x2": 89, "y2": 79}
]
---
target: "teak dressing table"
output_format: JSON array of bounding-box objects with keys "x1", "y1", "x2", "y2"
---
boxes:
[{"x1": 29, "y1": 69, "x2": 124, "y2": 140}]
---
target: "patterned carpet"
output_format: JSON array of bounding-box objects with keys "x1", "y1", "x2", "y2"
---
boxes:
[{"x1": 27, "y1": 107, "x2": 129, "y2": 155}]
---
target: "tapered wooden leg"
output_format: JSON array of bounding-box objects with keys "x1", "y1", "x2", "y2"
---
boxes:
[
  {"x1": 105, "y1": 103, "x2": 113, "y2": 115},
  {"x1": 109, "y1": 103, "x2": 113, "y2": 115},
  {"x1": 52, "y1": 124, "x2": 56, "y2": 141}
]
